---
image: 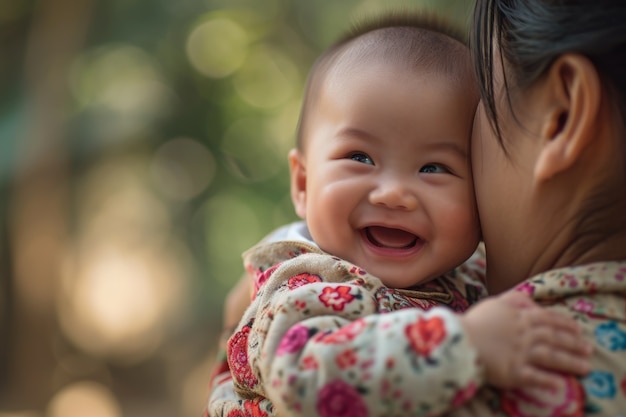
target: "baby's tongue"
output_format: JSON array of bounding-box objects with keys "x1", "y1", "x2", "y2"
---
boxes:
[{"x1": 367, "y1": 226, "x2": 416, "y2": 248}]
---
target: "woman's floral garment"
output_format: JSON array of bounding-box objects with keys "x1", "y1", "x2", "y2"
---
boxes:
[
  {"x1": 207, "y1": 238, "x2": 488, "y2": 417},
  {"x1": 448, "y1": 261, "x2": 626, "y2": 417}
]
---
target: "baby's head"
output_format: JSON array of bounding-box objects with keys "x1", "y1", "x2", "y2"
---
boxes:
[{"x1": 289, "y1": 13, "x2": 480, "y2": 288}]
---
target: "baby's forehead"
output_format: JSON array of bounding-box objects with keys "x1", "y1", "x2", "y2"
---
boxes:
[
  {"x1": 319, "y1": 54, "x2": 475, "y2": 111},
  {"x1": 327, "y1": 32, "x2": 474, "y2": 88}
]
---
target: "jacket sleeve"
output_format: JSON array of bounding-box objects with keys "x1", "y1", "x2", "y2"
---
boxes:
[{"x1": 229, "y1": 252, "x2": 485, "y2": 417}]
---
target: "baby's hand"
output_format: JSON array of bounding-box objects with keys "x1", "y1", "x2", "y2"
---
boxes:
[{"x1": 460, "y1": 291, "x2": 592, "y2": 390}]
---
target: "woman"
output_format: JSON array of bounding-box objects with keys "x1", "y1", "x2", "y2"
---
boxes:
[{"x1": 460, "y1": 0, "x2": 626, "y2": 414}]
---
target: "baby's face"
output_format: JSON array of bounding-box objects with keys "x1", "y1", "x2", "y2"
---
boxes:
[{"x1": 293, "y1": 62, "x2": 480, "y2": 287}]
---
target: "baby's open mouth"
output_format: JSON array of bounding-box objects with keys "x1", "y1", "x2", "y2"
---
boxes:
[{"x1": 364, "y1": 226, "x2": 419, "y2": 249}]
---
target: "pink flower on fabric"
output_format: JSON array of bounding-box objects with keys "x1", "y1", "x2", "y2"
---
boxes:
[
  {"x1": 572, "y1": 299, "x2": 594, "y2": 314},
  {"x1": 316, "y1": 379, "x2": 367, "y2": 417},
  {"x1": 405, "y1": 316, "x2": 446, "y2": 357},
  {"x1": 227, "y1": 326, "x2": 258, "y2": 389},
  {"x1": 516, "y1": 282, "x2": 536, "y2": 295},
  {"x1": 287, "y1": 272, "x2": 322, "y2": 289},
  {"x1": 314, "y1": 319, "x2": 366, "y2": 344},
  {"x1": 319, "y1": 286, "x2": 355, "y2": 311},
  {"x1": 277, "y1": 324, "x2": 309, "y2": 355}
]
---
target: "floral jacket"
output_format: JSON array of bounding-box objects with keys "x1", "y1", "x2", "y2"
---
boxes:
[{"x1": 207, "y1": 231, "x2": 488, "y2": 417}]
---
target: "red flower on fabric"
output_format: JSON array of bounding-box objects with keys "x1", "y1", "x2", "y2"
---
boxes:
[
  {"x1": 302, "y1": 355, "x2": 318, "y2": 370},
  {"x1": 287, "y1": 273, "x2": 322, "y2": 289},
  {"x1": 316, "y1": 379, "x2": 367, "y2": 417},
  {"x1": 404, "y1": 316, "x2": 446, "y2": 357},
  {"x1": 451, "y1": 382, "x2": 478, "y2": 407},
  {"x1": 227, "y1": 326, "x2": 258, "y2": 389},
  {"x1": 254, "y1": 264, "x2": 281, "y2": 292},
  {"x1": 226, "y1": 409, "x2": 246, "y2": 417},
  {"x1": 335, "y1": 349, "x2": 358, "y2": 369},
  {"x1": 349, "y1": 265, "x2": 367, "y2": 276},
  {"x1": 500, "y1": 375, "x2": 584, "y2": 417},
  {"x1": 319, "y1": 285, "x2": 355, "y2": 311},
  {"x1": 244, "y1": 398, "x2": 269, "y2": 417},
  {"x1": 314, "y1": 319, "x2": 366, "y2": 344}
]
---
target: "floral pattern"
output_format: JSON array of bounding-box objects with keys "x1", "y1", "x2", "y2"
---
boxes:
[
  {"x1": 227, "y1": 324, "x2": 258, "y2": 389},
  {"x1": 583, "y1": 371, "x2": 616, "y2": 399},
  {"x1": 465, "y1": 261, "x2": 626, "y2": 417},
  {"x1": 208, "y1": 224, "x2": 626, "y2": 417},
  {"x1": 499, "y1": 376, "x2": 584, "y2": 417},
  {"x1": 314, "y1": 319, "x2": 366, "y2": 344},
  {"x1": 316, "y1": 379, "x2": 368, "y2": 417},
  {"x1": 287, "y1": 273, "x2": 322, "y2": 289},
  {"x1": 318, "y1": 285, "x2": 355, "y2": 311},
  {"x1": 205, "y1": 223, "x2": 626, "y2": 417},
  {"x1": 405, "y1": 316, "x2": 446, "y2": 357},
  {"x1": 207, "y1": 235, "x2": 487, "y2": 417},
  {"x1": 595, "y1": 321, "x2": 626, "y2": 351},
  {"x1": 276, "y1": 324, "x2": 310, "y2": 356}
]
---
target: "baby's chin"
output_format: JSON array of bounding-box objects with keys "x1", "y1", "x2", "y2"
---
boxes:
[{"x1": 362, "y1": 265, "x2": 433, "y2": 289}]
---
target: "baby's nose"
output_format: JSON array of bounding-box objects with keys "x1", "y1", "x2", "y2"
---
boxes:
[{"x1": 368, "y1": 180, "x2": 418, "y2": 210}]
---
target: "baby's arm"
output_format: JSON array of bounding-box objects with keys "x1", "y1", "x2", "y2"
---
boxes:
[
  {"x1": 460, "y1": 290, "x2": 591, "y2": 390},
  {"x1": 231, "y1": 253, "x2": 483, "y2": 416}
]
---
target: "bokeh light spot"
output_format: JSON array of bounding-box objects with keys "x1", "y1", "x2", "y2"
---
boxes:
[
  {"x1": 186, "y1": 17, "x2": 249, "y2": 78},
  {"x1": 233, "y1": 45, "x2": 298, "y2": 109},
  {"x1": 70, "y1": 45, "x2": 172, "y2": 114},
  {"x1": 58, "y1": 157, "x2": 190, "y2": 363},
  {"x1": 68, "y1": 44, "x2": 175, "y2": 146},
  {"x1": 47, "y1": 381, "x2": 121, "y2": 417}
]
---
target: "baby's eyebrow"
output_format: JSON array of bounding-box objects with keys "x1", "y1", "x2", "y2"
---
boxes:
[
  {"x1": 336, "y1": 127, "x2": 376, "y2": 142},
  {"x1": 423, "y1": 141, "x2": 468, "y2": 159}
]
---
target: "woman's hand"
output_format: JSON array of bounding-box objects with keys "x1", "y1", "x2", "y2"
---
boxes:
[{"x1": 460, "y1": 291, "x2": 592, "y2": 390}]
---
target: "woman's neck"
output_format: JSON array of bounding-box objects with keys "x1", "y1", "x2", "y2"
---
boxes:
[{"x1": 487, "y1": 173, "x2": 626, "y2": 294}]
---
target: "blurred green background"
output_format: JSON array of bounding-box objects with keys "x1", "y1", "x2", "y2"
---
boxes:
[{"x1": 0, "y1": 0, "x2": 472, "y2": 415}]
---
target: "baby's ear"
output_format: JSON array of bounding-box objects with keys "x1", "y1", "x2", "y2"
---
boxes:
[
  {"x1": 534, "y1": 53, "x2": 601, "y2": 183},
  {"x1": 288, "y1": 148, "x2": 307, "y2": 219}
]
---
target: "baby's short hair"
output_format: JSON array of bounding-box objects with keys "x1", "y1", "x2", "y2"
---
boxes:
[{"x1": 296, "y1": 12, "x2": 474, "y2": 150}]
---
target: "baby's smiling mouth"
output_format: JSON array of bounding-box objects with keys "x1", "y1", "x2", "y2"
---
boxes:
[{"x1": 364, "y1": 226, "x2": 419, "y2": 249}]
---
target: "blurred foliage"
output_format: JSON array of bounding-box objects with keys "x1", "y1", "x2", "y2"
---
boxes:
[{"x1": 0, "y1": 0, "x2": 473, "y2": 416}]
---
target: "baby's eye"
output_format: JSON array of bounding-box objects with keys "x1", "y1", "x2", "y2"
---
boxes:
[
  {"x1": 420, "y1": 164, "x2": 449, "y2": 174},
  {"x1": 350, "y1": 152, "x2": 374, "y2": 166}
]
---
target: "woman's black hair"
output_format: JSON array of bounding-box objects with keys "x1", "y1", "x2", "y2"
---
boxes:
[{"x1": 471, "y1": 0, "x2": 626, "y2": 143}]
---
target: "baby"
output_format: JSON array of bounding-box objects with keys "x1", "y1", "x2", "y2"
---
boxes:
[{"x1": 207, "y1": 13, "x2": 591, "y2": 417}]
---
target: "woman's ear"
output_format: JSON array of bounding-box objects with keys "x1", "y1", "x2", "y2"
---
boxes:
[
  {"x1": 534, "y1": 53, "x2": 601, "y2": 183},
  {"x1": 288, "y1": 148, "x2": 307, "y2": 219}
]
